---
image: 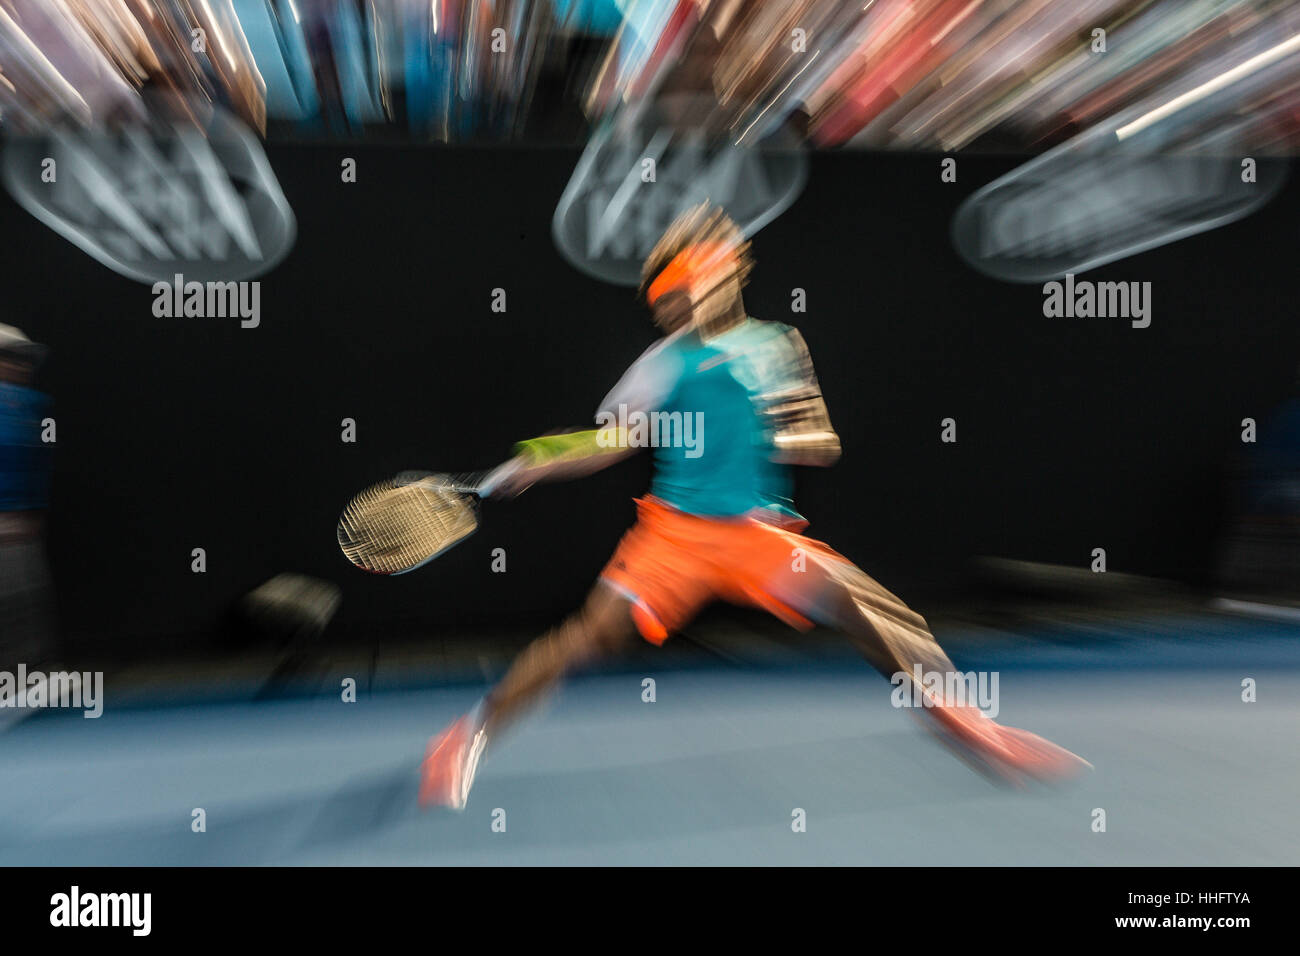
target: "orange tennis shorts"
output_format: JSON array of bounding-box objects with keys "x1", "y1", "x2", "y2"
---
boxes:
[{"x1": 600, "y1": 496, "x2": 847, "y2": 644}]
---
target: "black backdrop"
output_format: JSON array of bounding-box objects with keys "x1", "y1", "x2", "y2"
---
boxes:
[{"x1": 3, "y1": 145, "x2": 1297, "y2": 654}]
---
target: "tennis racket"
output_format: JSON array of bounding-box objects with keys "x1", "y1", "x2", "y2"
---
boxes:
[{"x1": 337, "y1": 460, "x2": 521, "y2": 575}]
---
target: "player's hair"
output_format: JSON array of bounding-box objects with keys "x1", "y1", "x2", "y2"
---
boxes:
[{"x1": 639, "y1": 202, "x2": 753, "y2": 302}]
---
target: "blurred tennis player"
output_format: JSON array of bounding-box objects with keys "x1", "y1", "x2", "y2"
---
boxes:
[{"x1": 420, "y1": 204, "x2": 1087, "y2": 809}]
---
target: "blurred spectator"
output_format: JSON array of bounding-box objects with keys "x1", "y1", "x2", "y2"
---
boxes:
[{"x1": 0, "y1": 324, "x2": 56, "y2": 672}]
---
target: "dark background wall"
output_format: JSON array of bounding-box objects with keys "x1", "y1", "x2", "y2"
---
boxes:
[{"x1": 3, "y1": 145, "x2": 1297, "y2": 654}]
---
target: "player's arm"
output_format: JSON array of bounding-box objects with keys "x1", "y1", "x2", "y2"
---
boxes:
[
  {"x1": 766, "y1": 328, "x2": 841, "y2": 467},
  {"x1": 486, "y1": 337, "x2": 678, "y2": 497},
  {"x1": 488, "y1": 428, "x2": 635, "y2": 497}
]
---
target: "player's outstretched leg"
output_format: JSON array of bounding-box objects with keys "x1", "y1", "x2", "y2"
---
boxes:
[
  {"x1": 419, "y1": 583, "x2": 635, "y2": 809},
  {"x1": 766, "y1": 551, "x2": 1090, "y2": 785}
]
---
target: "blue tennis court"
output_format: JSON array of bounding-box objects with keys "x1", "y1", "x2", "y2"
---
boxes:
[{"x1": 2, "y1": 615, "x2": 1296, "y2": 866}]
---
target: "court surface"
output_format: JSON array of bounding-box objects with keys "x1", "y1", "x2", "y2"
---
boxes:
[{"x1": 1, "y1": 614, "x2": 1296, "y2": 865}]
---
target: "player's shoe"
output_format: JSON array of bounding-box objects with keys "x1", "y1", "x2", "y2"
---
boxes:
[
  {"x1": 993, "y1": 723, "x2": 1092, "y2": 781},
  {"x1": 923, "y1": 702, "x2": 1091, "y2": 786},
  {"x1": 418, "y1": 706, "x2": 488, "y2": 810}
]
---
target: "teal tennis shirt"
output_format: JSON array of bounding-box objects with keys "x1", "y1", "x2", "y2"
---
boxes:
[{"x1": 596, "y1": 318, "x2": 813, "y2": 519}]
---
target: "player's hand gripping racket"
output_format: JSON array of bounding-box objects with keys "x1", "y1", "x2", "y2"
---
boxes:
[{"x1": 337, "y1": 460, "x2": 523, "y2": 575}]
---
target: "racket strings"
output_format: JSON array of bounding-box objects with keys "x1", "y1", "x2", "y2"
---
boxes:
[{"x1": 338, "y1": 480, "x2": 477, "y2": 574}]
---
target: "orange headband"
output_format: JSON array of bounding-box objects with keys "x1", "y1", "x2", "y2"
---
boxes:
[{"x1": 646, "y1": 241, "x2": 739, "y2": 305}]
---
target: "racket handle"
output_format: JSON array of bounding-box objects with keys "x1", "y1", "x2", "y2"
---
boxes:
[{"x1": 473, "y1": 458, "x2": 525, "y2": 497}]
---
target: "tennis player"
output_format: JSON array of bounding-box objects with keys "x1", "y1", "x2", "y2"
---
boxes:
[{"x1": 420, "y1": 204, "x2": 1087, "y2": 809}]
